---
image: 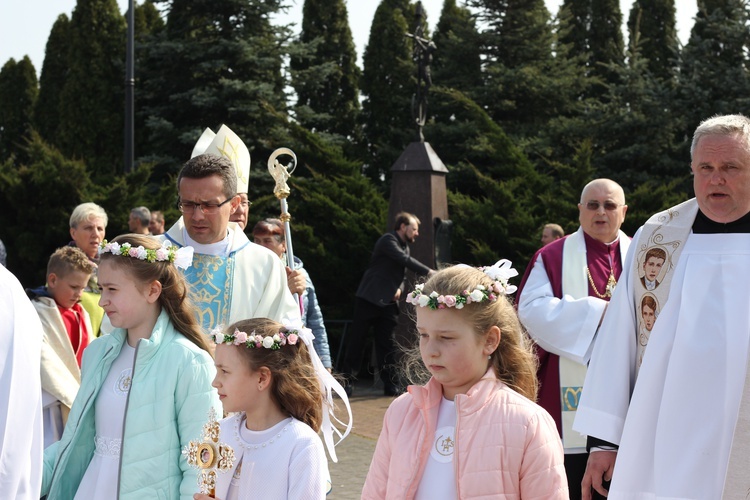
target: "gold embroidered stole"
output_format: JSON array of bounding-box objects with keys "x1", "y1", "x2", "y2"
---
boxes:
[
  {"x1": 558, "y1": 228, "x2": 630, "y2": 451},
  {"x1": 558, "y1": 229, "x2": 590, "y2": 451},
  {"x1": 631, "y1": 199, "x2": 697, "y2": 374}
]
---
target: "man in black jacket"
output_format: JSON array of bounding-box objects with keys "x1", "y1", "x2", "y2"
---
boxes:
[{"x1": 340, "y1": 212, "x2": 434, "y2": 396}]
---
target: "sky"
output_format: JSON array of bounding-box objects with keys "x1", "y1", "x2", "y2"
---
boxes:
[{"x1": 1, "y1": 0, "x2": 698, "y2": 76}]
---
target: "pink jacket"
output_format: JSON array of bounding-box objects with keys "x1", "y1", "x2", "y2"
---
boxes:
[{"x1": 362, "y1": 370, "x2": 568, "y2": 499}]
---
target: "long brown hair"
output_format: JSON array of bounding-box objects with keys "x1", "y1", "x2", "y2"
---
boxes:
[
  {"x1": 225, "y1": 318, "x2": 323, "y2": 431},
  {"x1": 403, "y1": 265, "x2": 538, "y2": 400},
  {"x1": 98, "y1": 234, "x2": 212, "y2": 355}
]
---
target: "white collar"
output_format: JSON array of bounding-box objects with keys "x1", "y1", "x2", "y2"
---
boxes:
[{"x1": 182, "y1": 227, "x2": 233, "y2": 257}]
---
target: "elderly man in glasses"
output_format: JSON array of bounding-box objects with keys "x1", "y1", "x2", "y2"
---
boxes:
[
  {"x1": 160, "y1": 153, "x2": 299, "y2": 329},
  {"x1": 515, "y1": 178, "x2": 629, "y2": 500}
]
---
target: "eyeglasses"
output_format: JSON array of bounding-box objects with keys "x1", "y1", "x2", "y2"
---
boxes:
[
  {"x1": 177, "y1": 198, "x2": 233, "y2": 215},
  {"x1": 238, "y1": 201, "x2": 252, "y2": 208},
  {"x1": 584, "y1": 200, "x2": 623, "y2": 211}
]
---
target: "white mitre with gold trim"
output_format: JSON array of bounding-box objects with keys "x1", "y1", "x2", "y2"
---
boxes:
[{"x1": 191, "y1": 125, "x2": 251, "y2": 193}]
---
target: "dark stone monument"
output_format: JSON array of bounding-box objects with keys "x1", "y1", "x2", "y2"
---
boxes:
[
  {"x1": 387, "y1": 2, "x2": 452, "y2": 386},
  {"x1": 392, "y1": 0, "x2": 451, "y2": 270}
]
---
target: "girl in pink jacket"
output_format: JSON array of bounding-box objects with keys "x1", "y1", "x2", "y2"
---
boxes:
[{"x1": 362, "y1": 261, "x2": 568, "y2": 499}]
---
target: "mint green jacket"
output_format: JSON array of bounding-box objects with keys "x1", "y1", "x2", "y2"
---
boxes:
[{"x1": 42, "y1": 309, "x2": 220, "y2": 499}]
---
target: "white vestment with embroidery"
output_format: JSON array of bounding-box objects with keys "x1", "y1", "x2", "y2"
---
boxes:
[
  {"x1": 575, "y1": 230, "x2": 750, "y2": 498},
  {"x1": 161, "y1": 219, "x2": 300, "y2": 330}
]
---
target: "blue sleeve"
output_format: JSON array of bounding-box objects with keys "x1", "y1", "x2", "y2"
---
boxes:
[
  {"x1": 175, "y1": 351, "x2": 221, "y2": 500},
  {"x1": 303, "y1": 277, "x2": 332, "y2": 369}
]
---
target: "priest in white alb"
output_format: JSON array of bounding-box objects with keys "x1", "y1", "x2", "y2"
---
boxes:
[
  {"x1": 0, "y1": 265, "x2": 43, "y2": 499},
  {"x1": 576, "y1": 114, "x2": 750, "y2": 499}
]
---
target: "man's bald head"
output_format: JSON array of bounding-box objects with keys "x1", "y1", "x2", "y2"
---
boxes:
[{"x1": 578, "y1": 179, "x2": 628, "y2": 244}]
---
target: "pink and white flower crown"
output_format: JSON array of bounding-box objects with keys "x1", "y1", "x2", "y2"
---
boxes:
[
  {"x1": 209, "y1": 319, "x2": 354, "y2": 464},
  {"x1": 406, "y1": 259, "x2": 518, "y2": 310},
  {"x1": 209, "y1": 325, "x2": 301, "y2": 350},
  {"x1": 99, "y1": 240, "x2": 193, "y2": 270}
]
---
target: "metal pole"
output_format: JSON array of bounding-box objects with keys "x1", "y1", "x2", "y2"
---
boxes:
[{"x1": 124, "y1": 0, "x2": 135, "y2": 173}]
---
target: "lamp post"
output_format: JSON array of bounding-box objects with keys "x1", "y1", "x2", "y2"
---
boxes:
[{"x1": 124, "y1": 0, "x2": 134, "y2": 173}]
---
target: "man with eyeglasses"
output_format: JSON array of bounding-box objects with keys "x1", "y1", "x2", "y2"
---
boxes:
[
  {"x1": 576, "y1": 115, "x2": 750, "y2": 498},
  {"x1": 160, "y1": 153, "x2": 299, "y2": 330},
  {"x1": 191, "y1": 125, "x2": 253, "y2": 231},
  {"x1": 516, "y1": 178, "x2": 629, "y2": 500}
]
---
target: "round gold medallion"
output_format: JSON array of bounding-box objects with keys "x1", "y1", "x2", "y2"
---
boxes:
[{"x1": 196, "y1": 442, "x2": 216, "y2": 469}]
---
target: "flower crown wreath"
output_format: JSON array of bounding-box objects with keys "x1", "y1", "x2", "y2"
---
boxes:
[
  {"x1": 99, "y1": 240, "x2": 194, "y2": 270},
  {"x1": 208, "y1": 325, "x2": 301, "y2": 350},
  {"x1": 207, "y1": 320, "x2": 354, "y2": 464},
  {"x1": 406, "y1": 259, "x2": 519, "y2": 310}
]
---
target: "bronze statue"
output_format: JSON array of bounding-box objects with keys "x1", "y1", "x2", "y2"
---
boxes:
[{"x1": 406, "y1": 1, "x2": 437, "y2": 142}]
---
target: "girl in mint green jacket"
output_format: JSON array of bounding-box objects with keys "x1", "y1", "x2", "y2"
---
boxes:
[{"x1": 42, "y1": 234, "x2": 220, "y2": 499}]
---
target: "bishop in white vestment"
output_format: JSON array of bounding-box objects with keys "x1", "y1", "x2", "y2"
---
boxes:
[{"x1": 163, "y1": 151, "x2": 300, "y2": 330}]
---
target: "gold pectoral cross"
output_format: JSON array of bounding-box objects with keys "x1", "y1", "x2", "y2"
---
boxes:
[
  {"x1": 605, "y1": 272, "x2": 617, "y2": 297},
  {"x1": 182, "y1": 407, "x2": 235, "y2": 497}
]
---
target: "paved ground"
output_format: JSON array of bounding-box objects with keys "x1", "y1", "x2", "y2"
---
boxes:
[{"x1": 327, "y1": 379, "x2": 396, "y2": 499}]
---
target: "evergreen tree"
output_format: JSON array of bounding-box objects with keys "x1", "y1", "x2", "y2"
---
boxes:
[
  {"x1": 558, "y1": 0, "x2": 590, "y2": 59},
  {"x1": 56, "y1": 0, "x2": 126, "y2": 178},
  {"x1": 139, "y1": 0, "x2": 288, "y2": 173},
  {"x1": 0, "y1": 57, "x2": 38, "y2": 163},
  {"x1": 0, "y1": 132, "x2": 163, "y2": 285},
  {"x1": 627, "y1": 0, "x2": 680, "y2": 82},
  {"x1": 557, "y1": 0, "x2": 625, "y2": 94},
  {"x1": 360, "y1": 0, "x2": 416, "y2": 187},
  {"x1": 466, "y1": 0, "x2": 570, "y2": 138},
  {"x1": 433, "y1": 88, "x2": 554, "y2": 270},
  {"x1": 133, "y1": 1, "x2": 165, "y2": 155},
  {"x1": 432, "y1": 0, "x2": 482, "y2": 93},
  {"x1": 0, "y1": 133, "x2": 91, "y2": 284},
  {"x1": 422, "y1": 0, "x2": 484, "y2": 167},
  {"x1": 290, "y1": 0, "x2": 361, "y2": 144},
  {"x1": 586, "y1": 52, "x2": 687, "y2": 192},
  {"x1": 677, "y1": 0, "x2": 750, "y2": 147},
  {"x1": 590, "y1": 0, "x2": 625, "y2": 87},
  {"x1": 34, "y1": 14, "x2": 70, "y2": 145},
  {"x1": 134, "y1": 0, "x2": 164, "y2": 36}
]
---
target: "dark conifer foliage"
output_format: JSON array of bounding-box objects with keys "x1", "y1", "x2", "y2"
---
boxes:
[
  {"x1": 360, "y1": 0, "x2": 417, "y2": 187},
  {"x1": 466, "y1": 0, "x2": 567, "y2": 137},
  {"x1": 558, "y1": 0, "x2": 625, "y2": 95},
  {"x1": 677, "y1": 0, "x2": 750, "y2": 148},
  {"x1": 0, "y1": 57, "x2": 38, "y2": 164},
  {"x1": 56, "y1": 0, "x2": 126, "y2": 179},
  {"x1": 627, "y1": 0, "x2": 680, "y2": 82},
  {"x1": 138, "y1": 0, "x2": 289, "y2": 172},
  {"x1": 432, "y1": 0, "x2": 482, "y2": 93},
  {"x1": 34, "y1": 14, "x2": 70, "y2": 146},
  {"x1": 290, "y1": 0, "x2": 361, "y2": 144}
]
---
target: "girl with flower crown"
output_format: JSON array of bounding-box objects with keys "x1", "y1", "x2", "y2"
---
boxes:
[
  {"x1": 362, "y1": 261, "x2": 568, "y2": 499},
  {"x1": 41, "y1": 234, "x2": 220, "y2": 499},
  {"x1": 194, "y1": 317, "x2": 351, "y2": 500}
]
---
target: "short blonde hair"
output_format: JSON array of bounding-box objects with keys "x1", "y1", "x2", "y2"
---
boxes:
[{"x1": 47, "y1": 246, "x2": 95, "y2": 278}]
